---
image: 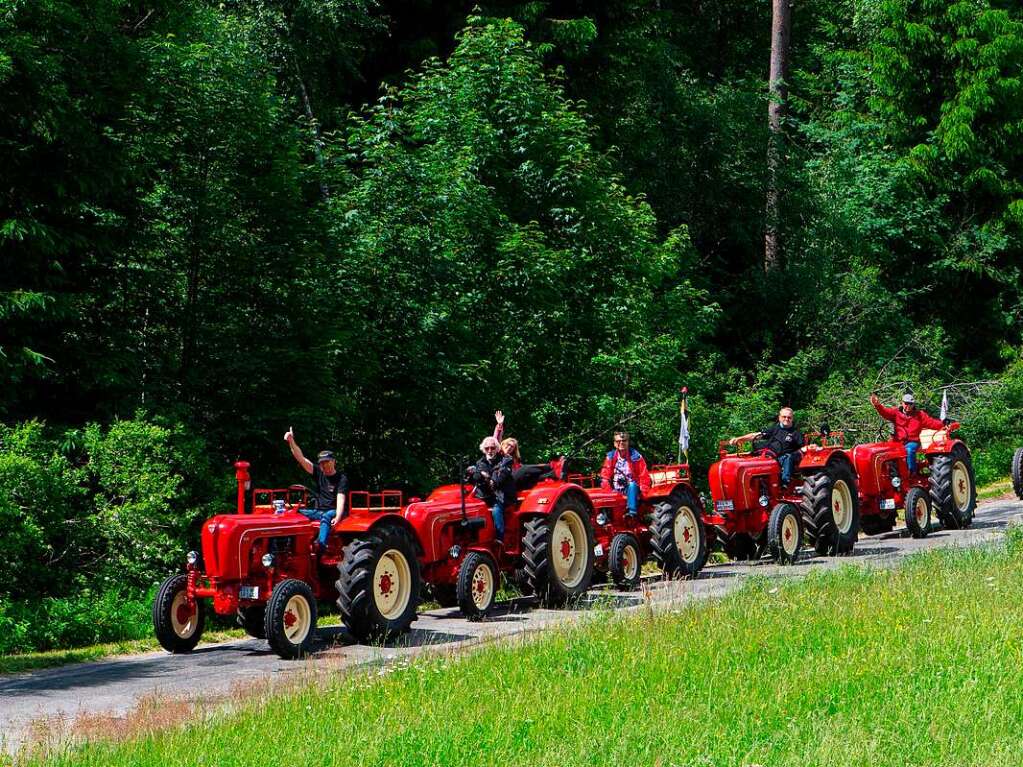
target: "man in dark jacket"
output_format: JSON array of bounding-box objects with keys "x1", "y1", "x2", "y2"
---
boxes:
[
  {"x1": 730, "y1": 407, "x2": 805, "y2": 486},
  {"x1": 870, "y1": 393, "x2": 945, "y2": 473},
  {"x1": 599, "y1": 431, "x2": 652, "y2": 517},
  {"x1": 284, "y1": 427, "x2": 349, "y2": 551},
  {"x1": 473, "y1": 436, "x2": 516, "y2": 541}
]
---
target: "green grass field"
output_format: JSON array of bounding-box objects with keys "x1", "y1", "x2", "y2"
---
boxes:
[{"x1": 30, "y1": 526, "x2": 1023, "y2": 767}]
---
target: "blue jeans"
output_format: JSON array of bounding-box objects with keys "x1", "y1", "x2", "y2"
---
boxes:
[
  {"x1": 491, "y1": 500, "x2": 506, "y2": 540},
  {"x1": 300, "y1": 508, "x2": 336, "y2": 548},
  {"x1": 777, "y1": 452, "x2": 797, "y2": 485},
  {"x1": 626, "y1": 481, "x2": 641, "y2": 516},
  {"x1": 904, "y1": 441, "x2": 920, "y2": 473}
]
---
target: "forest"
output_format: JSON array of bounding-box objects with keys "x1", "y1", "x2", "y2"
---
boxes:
[{"x1": 1, "y1": 0, "x2": 1021, "y2": 652}]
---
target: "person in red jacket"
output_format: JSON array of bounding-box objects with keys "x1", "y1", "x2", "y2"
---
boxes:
[
  {"x1": 600, "y1": 431, "x2": 652, "y2": 517},
  {"x1": 870, "y1": 392, "x2": 945, "y2": 473}
]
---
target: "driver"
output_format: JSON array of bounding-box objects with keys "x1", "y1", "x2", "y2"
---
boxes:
[
  {"x1": 284, "y1": 427, "x2": 349, "y2": 552},
  {"x1": 870, "y1": 393, "x2": 945, "y2": 473},
  {"x1": 729, "y1": 407, "x2": 805, "y2": 486},
  {"x1": 473, "y1": 436, "x2": 515, "y2": 542},
  {"x1": 599, "y1": 431, "x2": 651, "y2": 517}
]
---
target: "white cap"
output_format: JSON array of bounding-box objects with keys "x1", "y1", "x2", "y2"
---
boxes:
[{"x1": 902, "y1": 393, "x2": 915, "y2": 404}]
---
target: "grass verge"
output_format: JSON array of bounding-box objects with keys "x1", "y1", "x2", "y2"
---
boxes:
[{"x1": 29, "y1": 527, "x2": 1023, "y2": 767}]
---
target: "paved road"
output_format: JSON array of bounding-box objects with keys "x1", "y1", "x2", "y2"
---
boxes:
[{"x1": 2, "y1": 497, "x2": 1020, "y2": 755}]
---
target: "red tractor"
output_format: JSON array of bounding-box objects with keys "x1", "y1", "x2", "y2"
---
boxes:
[
  {"x1": 850, "y1": 423, "x2": 977, "y2": 537},
  {"x1": 153, "y1": 461, "x2": 424, "y2": 659},
  {"x1": 706, "y1": 433, "x2": 859, "y2": 562}
]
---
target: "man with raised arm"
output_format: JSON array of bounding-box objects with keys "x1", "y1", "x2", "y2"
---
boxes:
[
  {"x1": 284, "y1": 427, "x2": 349, "y2": 552},
  {"x1": 870, "y1": 393, "x2": 945, "y2": 473},
  {"x1": 729, "y1": 407, "x2": 805, "y2": 486}
]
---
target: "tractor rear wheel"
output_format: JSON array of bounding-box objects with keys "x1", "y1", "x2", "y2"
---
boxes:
[
  {"x1": 930, "y1": 444, "x2": 976, "y2": 529},
  {"x1": 522, "y1": 496, "x2": 595, "y2": 606},
  {"x1": 859, "y1": 514, "x2": 895, "y2": 536},
  {"x1": 237, "y1": 604, "x2": 266, "y2": 638},
  {"x1": 650, "y1": 490, "x2": 708, "y2": 579},
  {"x1": 904, "y1": 486, "x2": 931, "y2": 539},
  {"x1": 767, "y1": 503, "x2": 802, "y2": 564},
  {"x1": 265, "y1": 578, "x2": 317, "y2": 659},
  {"x1": 609, "y1": 533, "x2": 642, "y2": 590},
  {"x1": 723, "y1": 533, "x2": 760, "y2": 561},
  {"x1": 337, "y1": 526, "x2": 421, "y2": 642},
  {"x1": 153, "y1": 574, "x2": 205, "y2": 653},
  {"x1": 457, "y1": 551, "x2": 498, "y2": 621},
  {"x1": 801, "y1": 461, "x2": 859, "y2": 555},
  {"x1": 1011, "y1": 447, "x2": 1023, "y2": 500}
]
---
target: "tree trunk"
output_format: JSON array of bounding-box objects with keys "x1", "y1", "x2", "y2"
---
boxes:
[{"x1": 764, "y1": 0, "x2": 792, "y2": 272}]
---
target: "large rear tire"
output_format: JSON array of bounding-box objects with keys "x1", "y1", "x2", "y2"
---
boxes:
[
  {"x1": 1011, "y1": 447, "x2": 1023, "y2": 501},
  {"x1": 859, "y1": 514, "x2": 895, "y2": 536},
  {"x1": 522, "y1": 496, "x2": 595, "y2": 606},
  {"x1": 801, "y1": 461, "x2": 859, "y2": 555},
  {"x1": 153, "y1": 574, "x2": 205, "y2": 653},
  {"x1": 237, "y1": 604, "x2": 266, "y2": 638},
  {"x1": 767, "y1": 503, "x2": 802, "y2": 564},
  {"x1": 264, "y1": 578, "x2": 317, "y2": 659},
  {"x1": 903, "y1": 486, "x2": 931, "y2": 539},
  {"x1": 930, "y1": 444, "x2": 976, "y2": 529},
  {"x1": 608, "y1": 533, "x2": 642, "y2": 590},
  {"x1": 650, "y1": 490, "x2": 708, "y2": 579},
  {"x1": 337, "y1": 526, "x2": 421, "y2": 642},
  {"x1": 723, "y1": 532, "x2": 759, "y2": 561}
]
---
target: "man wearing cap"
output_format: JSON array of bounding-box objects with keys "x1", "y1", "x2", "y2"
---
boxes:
[
  {"x1": 284, "y1": 427, "x2": 349, "y2": 551},
  {"x1": 870, "y1": 393, "x2": 945, "y2": 473}
]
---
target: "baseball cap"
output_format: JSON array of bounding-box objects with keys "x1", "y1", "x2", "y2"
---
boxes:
[
  {"x1": 902, "y1": 393, "x2": 915, "y2": 404},
  {"x1": 316, "y1": 450, "x2": 335, "y2": 463}
]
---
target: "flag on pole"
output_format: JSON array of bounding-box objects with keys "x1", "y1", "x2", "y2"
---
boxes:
[
  {"x1": 677, "y1": 387, "x2": 690, "y2": 463},
  {"x1": 939, "y1": 389, "x2": 949, "y2": 421}
]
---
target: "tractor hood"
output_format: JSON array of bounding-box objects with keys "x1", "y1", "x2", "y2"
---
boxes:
[
  {"x1": 709, "y1": 454, "x2": 779, "y2": 507},
  {"x1": 200, "y1": 512, "x2": 313, "y2": 580}
]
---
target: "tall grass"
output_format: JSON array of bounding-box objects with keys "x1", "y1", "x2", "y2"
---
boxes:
[{"x1": 37, "y1": 530, "x2": 1023, "y2": 767}]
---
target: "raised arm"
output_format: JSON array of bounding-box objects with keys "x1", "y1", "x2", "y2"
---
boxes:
[
  {"x1": 284, "y1": 427, "x2": 314, "y2": 474},
  {"x1": 493, "y1": 410, "x2": 505, "y2": 442},
  {"x1": 870, "y1": 394, "x2": 898, "y2": 421}
]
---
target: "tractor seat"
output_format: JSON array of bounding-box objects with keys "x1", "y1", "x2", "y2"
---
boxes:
[{"x1": 918, "y1": 429, "x2": 947, "y2": 449}]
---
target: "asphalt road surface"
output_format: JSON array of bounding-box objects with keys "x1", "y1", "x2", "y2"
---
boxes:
[{"x1": 2, "y1": 496, "x2": 1020, "y2": 755}]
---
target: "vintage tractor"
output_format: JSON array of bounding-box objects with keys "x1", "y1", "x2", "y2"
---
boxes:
[
  {"x1": 153, "y1": 461, "x2": 423, "y2": 659},
  {"x1": 707, "y1": 432, "x2": 859, "y2": 561},
  {"x1": 1012, "y1": 447, "x2": 1023, "y2": 501},
  {"x1": 850, "y1": 423, "x2": 977, "y2": 536},
  {"x1": 565, "y1": 463, "x2": 710, "y2": 590}
]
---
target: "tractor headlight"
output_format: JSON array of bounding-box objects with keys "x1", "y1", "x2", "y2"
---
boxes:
[
  {"x1": 596, "y1": 512, "x2": 609, "y2": 526},
  {"x1": 261, "y1": 553, "x2": 275, "y2": 568},
  {"x1": 891, "y1": 476, "x2": 902, "y2": 489},
  {"x1": 186, "y1": 550, "x2": 199, "y2": 565},
  {"x1": 758, "y1": 495, "x2": 770, "y2": 508},
  {"x1": 448, "y1": 545, "x2": 462, "y2": 559}
]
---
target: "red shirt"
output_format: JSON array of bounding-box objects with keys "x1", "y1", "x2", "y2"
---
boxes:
[
  {"x1": 872, "y1": 400, "x2": 944, "y2": 442},
  {"x1": 600, "y1": 448, "x2": 652, "y2": 494}
]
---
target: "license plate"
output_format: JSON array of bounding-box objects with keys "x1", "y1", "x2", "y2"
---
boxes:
[
  {"x1": 239, "y1": 586, "x2": 259, "y2": 600},
  {"x1": 880, "y1": 499, "x2": 896, "y2": 511},
  {"x1": 714, "y1": 500, "x2": 734, "y2": 512},
  {"x1": 594, "y1": 543, "x2": 604, "y2": 557}
]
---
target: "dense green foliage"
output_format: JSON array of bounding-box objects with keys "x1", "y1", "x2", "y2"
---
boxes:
[
  {"x1": 1, "y1": 0, "x2": 1021, "y2": 650},
  {"x1": 32, "y1": 534, "x2": 1023, "y2": 765}
]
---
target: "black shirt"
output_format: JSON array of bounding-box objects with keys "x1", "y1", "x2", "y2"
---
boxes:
[
  {"x1": 758, "y1": 423, "x2": 805, "y2": 456},
  {"x1": 473, "y1": 454, "x2": 516, "y2": 504},
  {"x1": 312, "y1": 465, "x2": 349, "y2": 510}
]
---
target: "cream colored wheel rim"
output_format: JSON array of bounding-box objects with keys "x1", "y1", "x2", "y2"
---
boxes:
[
  {"x1": 674, "y1": 506, "x2": 700, "y2": 564},
  {"x1": 832, "y1": 480, "x2": 853, "y2": 534},
  {"x1": 170, "y1": 591, "x2": 198, "y2": 638},
  {"x1": 470, "y1": 562, "x2": 494, "y2": 610},
  {"x1": 282, "y1": 595, "x2": 312, "y2": 644},
  {"x1": 913, "y1": 495, "x2": 928, "y2": 527},
  {"x1": 622, "y1": 543, "x2": 639, "y2": 581},
  {"x1": 782, "y1": 513, "x2": 799, "y2": 556},
  {"x1": 374, "y1": 549, "x2": 412, "y2": 620},
  {"x1": 952, "y1": 461, "x2": 971, "y2": 511},
  {"x1": 552, "y1": 510, "x2": 587, "y2": 588}
]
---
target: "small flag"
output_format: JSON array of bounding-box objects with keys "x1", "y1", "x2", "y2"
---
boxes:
[
  {"x1": 939, "y1": 389, "x2": 949, "y2": 421},
  {"x1": 678, "y1": 387, "x2": 690, "y2": 462}
]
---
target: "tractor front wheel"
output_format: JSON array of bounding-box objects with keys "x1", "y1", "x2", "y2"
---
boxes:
[
  {"x1": 801, "y1": 461, "x2": 859, "y2": 555},
  {"x1": 264, "y1": 579, "x2": 317, "y2": 659},
  {"x1": 523, "y1": 496, "x2": 595, "y2": 606},
  {"x1": 237, "y1": 604, "x2": 266, "y2": 638},
  {"x1": 337, "y1": 526, "x2": 421, "y2": 642},
  {"x1": 152, "y1": 574, "x2": 205, "y2": 653},
  {"x1": 1011, "y1": 447, "x2": 1023, "y2": 501},
  {"x1": 609, "y1": 533, "x2": 642, "y2": 590},
  {"x1": 930, "y1": 444, "x2": 976, "y2": 529},
  {"x1": 650, "y1": 490, "x2": 708, "y2": 579},
  {"x1": 904, "y1": 486, "x2": 931, "y2": 539},
  {"x1": 457, "y1": 551, "x2": 498, "y2": 621},
  {"x1": 767, "y1": 503, "x2": 802, "y2": 564}
]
